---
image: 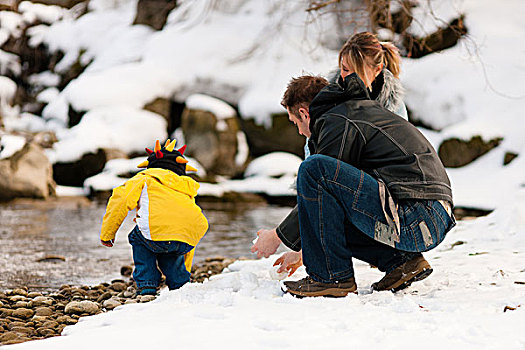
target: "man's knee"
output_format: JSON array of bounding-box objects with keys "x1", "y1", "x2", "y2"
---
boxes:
[{"x1": 299, "y1": 154, "x2": 334, "y2": 177}]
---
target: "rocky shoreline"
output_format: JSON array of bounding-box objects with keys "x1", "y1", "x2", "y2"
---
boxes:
[{"x1": 0, "y1": 256, "x2": 236, "y2": 346}]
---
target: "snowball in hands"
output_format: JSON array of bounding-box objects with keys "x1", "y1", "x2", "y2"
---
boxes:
[{"x1": 269, "y1": 265, "x2": 288, "y2": 280}]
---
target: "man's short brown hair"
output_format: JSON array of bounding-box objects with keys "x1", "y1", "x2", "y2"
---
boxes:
[{"x1": 281, "y1": 75, "x2": 329, "y2": 116}]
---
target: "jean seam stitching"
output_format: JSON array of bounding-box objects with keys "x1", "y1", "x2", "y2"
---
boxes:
[{"x1": 318, "y1": 178, "x2": 333, "y2": 280}]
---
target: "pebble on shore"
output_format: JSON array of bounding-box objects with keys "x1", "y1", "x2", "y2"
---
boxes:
[{"x1": 0, "y1": 256, "x2": 236, "y2": 346}]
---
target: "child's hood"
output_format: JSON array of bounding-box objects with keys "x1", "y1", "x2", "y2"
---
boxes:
[{"x1": 139, "y1": 168, "x2": 200, "y2": 197}]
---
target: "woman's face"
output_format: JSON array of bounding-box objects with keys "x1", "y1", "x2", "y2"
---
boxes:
[{"x1": 340, "y1": 56, "x2": 381, "y2": 88}]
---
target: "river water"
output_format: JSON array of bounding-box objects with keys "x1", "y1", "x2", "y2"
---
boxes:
[{"x1": 0, "y1": 198, "x2": 292, "y2": 291}]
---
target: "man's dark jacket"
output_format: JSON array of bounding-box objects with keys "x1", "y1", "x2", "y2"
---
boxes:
[{"x1": 276, "y1": 73, "x2": 453, "y2": 251}]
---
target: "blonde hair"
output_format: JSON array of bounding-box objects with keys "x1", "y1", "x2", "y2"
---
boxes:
[{"x1": 338, "y1": 32, "x2": 401, "y2": 82}]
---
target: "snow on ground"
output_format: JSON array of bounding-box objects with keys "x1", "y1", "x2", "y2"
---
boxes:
[{"x1": 7, "y1": 193, "x2": 525, "y2": 349}]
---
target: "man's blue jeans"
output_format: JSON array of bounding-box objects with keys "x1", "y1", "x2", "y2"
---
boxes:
[
  {"x1": 128, "y1": 226, "x2": 194, "y2": 290},
  {"x1": 296, "y1": 155, "x2": 455, "y2": 283}
]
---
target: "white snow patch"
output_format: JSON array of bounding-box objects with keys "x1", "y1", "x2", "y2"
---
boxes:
[
  {"x1": 0, "y1": 49, "x2": 20, "y2": 75},
  {"x1": 18, "y1": 1, "x2": 71, "y2": 24},
  {"x1": 234, "y1": 131, "x2": 249, "y2": 167},
  {"x1": 28, "y1": 71, "x2": 61, "y2": 87},
  {"x1": 84, "y1": 158, "x2": 143, "y2": 192},
  {"x1": 186, "y1": 94, "x2": 236, "y2": 120},
  {"x1": 0, "y1": 134, "x2": 26, "y2": 159},
  {"x1": 46, "y1": 106, "x2": 167, "y2": 164},
  {"x1": 2, "y1": 112, "x2": 47, "y2": 133},
  {"x1": 244, "y1": 152, "x2": 301, "y2": 178}
]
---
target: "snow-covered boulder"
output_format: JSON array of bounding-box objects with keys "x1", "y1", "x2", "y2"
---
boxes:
[
  {"x1": 181, "y1": 94, "x2": 247, "y2": 177},
  {"x1": 0, "y1": 135, "x2": 55, "y2": 201}
]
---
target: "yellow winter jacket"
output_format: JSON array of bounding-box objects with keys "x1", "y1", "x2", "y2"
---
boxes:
[{"x1": 100, "y1": 168, "x2": 209, "y2": 271}]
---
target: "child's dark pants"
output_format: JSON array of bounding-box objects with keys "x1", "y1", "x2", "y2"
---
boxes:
[{"x1": 128, "y1": 226, "x2": 194, "y2": 290}]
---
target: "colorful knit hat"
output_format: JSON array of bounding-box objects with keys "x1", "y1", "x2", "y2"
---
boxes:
[{"x1": 137, "y1": 139, "x2": 197, "y2": 176}]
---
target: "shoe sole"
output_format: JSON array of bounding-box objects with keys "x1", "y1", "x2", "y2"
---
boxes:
[
  {"x1": 282, "y1": 287, "x2": 357, "y2": 298},
  {"x1": 391, "y1": 267, "x2": 433, "y2": 292}
]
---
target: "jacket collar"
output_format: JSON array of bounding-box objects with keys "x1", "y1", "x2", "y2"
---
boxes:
[
  {"x1": 139, "y1": 168, "x2": 200, "y2": 197},
  {"x1": 309, "y1": 73, "x2": 370, "y2": 127}
]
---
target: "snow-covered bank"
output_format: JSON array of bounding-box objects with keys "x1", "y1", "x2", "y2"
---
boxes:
[{"x1": 7, "y1": 195, "x2": 525, "y2": 349}]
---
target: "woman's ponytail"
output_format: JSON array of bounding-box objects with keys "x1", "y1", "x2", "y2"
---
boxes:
[{"x1": 380, "y1": 41, "x2": 401, "y2": 78}]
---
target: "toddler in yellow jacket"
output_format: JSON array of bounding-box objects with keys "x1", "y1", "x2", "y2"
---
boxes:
[{"x1": 100, "y1": 139, "x2": 208, "y2": 295}]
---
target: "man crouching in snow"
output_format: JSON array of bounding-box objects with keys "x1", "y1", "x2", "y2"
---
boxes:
[
  {"x1": 100, "y1": 140, "x2": 208, "y2": 295},
  {"x1": 252, "y1": 75, "x2": 455, "y2": 297}
]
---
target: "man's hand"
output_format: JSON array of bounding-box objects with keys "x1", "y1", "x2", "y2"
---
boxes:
[
  {"x1": 101, "y1": 239, "x2": 114, "y2": 247},
  {"x1": 273, "y1": 251, "x2": 303, "y2": 277},
  {"x1": 250, "y1": 228, "x2": 281, "y2": 258}
]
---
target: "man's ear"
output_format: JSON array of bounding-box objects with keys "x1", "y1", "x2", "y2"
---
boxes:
[{"x1": 298, "y1": 107, "x2": 310, "y2": 121}]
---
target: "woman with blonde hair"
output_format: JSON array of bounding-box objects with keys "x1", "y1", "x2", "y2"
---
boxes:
[{"x1": 338, "y1": 31, "x2": 407, "y2": 119}]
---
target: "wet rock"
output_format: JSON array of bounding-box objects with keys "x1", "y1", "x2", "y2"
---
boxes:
[
  {"x1": 122, "y1": 290, "x2": 135, "y2": 298},
  {"x1": 9, "y1": 326, "x2": 34, "y2": 335},
  {"x1": 56, "y1": 315, "x2": 77, "y2": 325},
  {"x1": 102, "y1": 298, "x2": 121, "y2": 310},
  {"x1": 9, "y1": 295, "x2": 27, "y2": 302},
  {"x1": 37, "y1": 327, "x2": 56, "y2": 337},
  {"x1": 138, "y1": 295, "x2": 156, "y2": 303},
  {"x1": 34, "y1": 307, "x2": 53, "y2": 317},
  {"x1": 86, "y1": 289, "x2": 102, "y2": 300},
  {"x1": 64, "y1": 300, "x2": 99, "y2": 315},
  {"x1": 70, "y1": 287, "x2": 88, "y2": 297},
  {"x1": 31, "y1": 315, "x2": 50, "y2": 323},
  {"x1": 42, "y1": 320, "x2": 59, "y2": 329},
  {"x1": 12, "y1": 288, "x2": 28, "y2": 297},
  {"x1": 96, "y1": 292, "x2": 113, "y2": 303},
  {"x1": 1, "y1": 308, "x2": 13, "y2": 317},
  {"x1": 109, "y1": 282, "x2": 127, "y2": 292},
  {"x1": 12, "y1": 308, "x2": 34, "y2": 319},
  {"x1": 0, "y1": 141, "x2": 56, "y2": 201},
  {"x1": 0, "y1": 332, "x2": 19, "y2": 342},
  {"x1": 120, "y1": 265, "x2": 133, "y2": 277},
  {"x1": 29, "y1": 296, "x2": 54, "y2": 307},
  {"x1": 27, "y1": 292, "x2": 43, "y2": 298},
  {"x1": 7, "y1": 321, "x2": 26, "y2": 330}
]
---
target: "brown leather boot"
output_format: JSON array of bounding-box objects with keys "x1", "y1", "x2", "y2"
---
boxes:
[
  {"x1": 283, "y1": 276, "x2": 357, "y2": 298},
  {"x1": 372, "y1": 256, "x2": 432, "y2": 292}
]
